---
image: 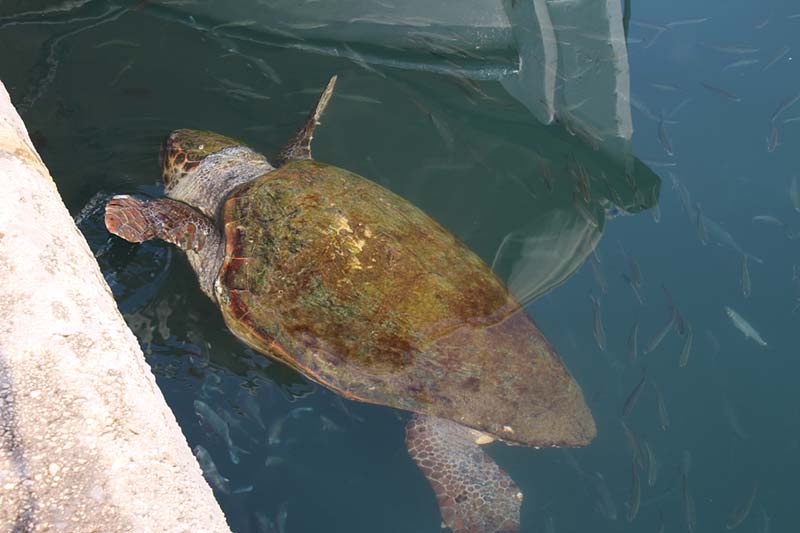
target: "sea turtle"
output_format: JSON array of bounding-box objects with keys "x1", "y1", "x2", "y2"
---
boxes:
[{"x1": 105, "y1": 76, "x2": 596, "y2": 532}]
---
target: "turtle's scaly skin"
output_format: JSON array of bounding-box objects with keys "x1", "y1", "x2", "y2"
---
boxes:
[
  {"x1": 406, "y1": 414, "x2": 522, "y2": 533},
  {"x1": 218, "y1": 159, "x2": 595, "y2": 446}
]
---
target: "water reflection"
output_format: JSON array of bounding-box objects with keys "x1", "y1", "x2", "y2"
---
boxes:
[
  {"x1": 153, "y1": 0, "x2": 635, "y2": 152},
  {"x1": 483, "y1": 121, "x2": 658, "y2": 305}
]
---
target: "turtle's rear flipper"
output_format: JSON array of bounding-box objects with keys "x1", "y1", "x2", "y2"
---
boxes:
[
  {"x1": 273, "y1": 75, "x2": 337, "y2": 167},
  {"x1": 406, "y1": 414, "x2": 522, "y2": 533},
  {"x1": 105, "y1": 195, "x2": 213, "y2": 252}
]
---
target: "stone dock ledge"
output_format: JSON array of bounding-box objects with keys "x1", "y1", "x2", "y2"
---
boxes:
[{"x1": 0, "y1": 80, "x2": 230, "y2": 532}]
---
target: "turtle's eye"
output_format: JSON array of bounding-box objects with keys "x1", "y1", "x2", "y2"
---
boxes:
[{"x1": 160, "y1": 129, "x2": 242, "y2": 191}]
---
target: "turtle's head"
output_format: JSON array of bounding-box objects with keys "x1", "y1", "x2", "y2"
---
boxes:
[
  {"x1": 160, "y1": 129, "x2": 242, "y2": 190},
  {"x1": 158, "y1": 129, "x2": 273, "y2": 219}
]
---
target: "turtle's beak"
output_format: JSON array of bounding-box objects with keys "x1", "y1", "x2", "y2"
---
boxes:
[{"x1": 159, "y1": 129, "x2": 243, "y2": 191}]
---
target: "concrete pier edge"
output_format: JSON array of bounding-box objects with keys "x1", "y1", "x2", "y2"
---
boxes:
[{"x1": 0, "y1": 80, "x2": 231, "y2": 532}]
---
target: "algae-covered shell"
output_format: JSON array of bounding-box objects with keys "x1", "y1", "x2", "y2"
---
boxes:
[{"x1": 218, "y1": 159, "x2": 595, "y2": 446}]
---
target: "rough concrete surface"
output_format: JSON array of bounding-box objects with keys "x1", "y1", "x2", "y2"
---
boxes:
[{"x1": 0, "y1": 81, "x2": 231, "y2": 532}]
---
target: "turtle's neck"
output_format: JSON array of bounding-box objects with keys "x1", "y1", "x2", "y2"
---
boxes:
[{"x1": 165, "y1": 145, "x2": 274, "y2": 222}]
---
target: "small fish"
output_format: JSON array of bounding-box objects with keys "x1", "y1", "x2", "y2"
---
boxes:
[
  {"x1": 682, "y1": 450, "x2": 692, "y2": 477},
  {"x1": 94, "y1": 39, "x2": 140, "y2": 48},
  {"x1": 268, "y1": 415, "x2": 288, "y2": 446},
  {"x1": 722, "y1": 399, "x2": 749, "y2": 439},
  {"x1": 700, "y1": 82, "x2": 742, "y2": 102},
  {"x1": 251, "y1": 58, "x2": 282, "y2": 85},
  {"x1": 621, "y1": 420, "x2": 646, "y2": 471},
  {"x1": 592, "y1": 472, "x2": 618, "y2": 520},
  {"x1": 200, "y1": 372, "x2": 223, "y2": 398},
  {"x1": 560, "y1": 449, "x2": 585, "y2": 477},
  {"x1": 654, "y1": 382, "x2": 669, "y2": 431},
  {"x1": 790, "y1": 176, "x2": 800, "y2": 212},
  {"x1": 671, "y1": 173, "x2": 692, "y2": 214},
  {"x1": 752, "y1": 214, "x2": 785, "y2": 226},
  {"x1": 619, "y1": 243, "x2": 643, "y2": 288},
  {"x1": 762, "y1": 46, "x2": 790, "y2": 71},
  {"x1": 210, "y1": 86, "x2": 271, "y2": 103},
  {"x1": 334, "y1": 395, "x2": 365, "y2": 423},
  {"x1": 669, "y1": 96, "x2": 694, "y2": 119},
  {"x1": 657, "y1": 115, "x2": 674, "y2": 156},
  {"x1": 741, "y1": 256, "x2": 752, "y2": 298},
  {"x1": 539, "y1": 160, "x2": 554, "y2": 192},
  {"x1": 725, "y1": 306, "x2": 767, "y2": 346},
  {"x1": 254, "y1": 512, "x2": 277, "y2": 533},
  {"x1": 707, "y1": 44, "x2": 760, "y2": 54},
  {"x1": 268, "y1": 407, "x2": 314, "y2": 445},
  {"x1": 194, "y1": 400, "x2": 246, "y2": 464},
  {"x1": 771, "y1": 91, "x2": 800, "y2": 122},
  {"x1": 679, "y1": 321, "x2": 693, "y2": 368},
  {"x1": 674, "y1": 307, "x2": 688, "y2": 336},
  {"x1": 626, "y1": 460, "x2": 641, "y2": 522},
  {"x1": 570, "y1": 158, "x2": 592, "y2": 204},
  {"x1": 645, "y1": 313, "x2": 676, "y2": 354},
  {"x1": 232, "y1": 484, "x2": 254, "y2": 494},
  {"x1": 683, "y1": 474, "x2": 696, "y2": 533},
  {"x1": 336, "y1": 94, "x2": 382, "y2": 105},
  {"x1": 193, "y1": 445, "x2": 230, "y2": 494},
  {"x1": 644, "y1": 441, "x2": 659, "y2": 487},
  {"x1": 650, "y1": 202, "x2": 661, "y2": 223},
  {"x1": 283, "y1": 21, "x2": 330, "y2": 30},
  {"x1": 722, "y1": 58, "x2": 760, "y2": 71},
  {"x1": 694, "y1": 203, "x2": 708, "y2": 244},
  {"x1": 342, "y1": 43, "x2": 386, "y2": 78},
  {"x1": 219, "y1": 407, "x2": 247, "y2": 438},
  {"x1": 661, "y1": 285, "x2": 686, "y2": 336},
  {"x1": 544, "y1": 515, "x2": 556, "y2": 533},
  {"x1": 726, "y1": 481, "x2": 758, "y2": 529},
  {"x1": 590, "y1": 294, "x2": 607, "y2": 351},
  {"x1": 592, "y1": 247, "x2": 602, "y2": 265},
  {"x1": 110, "y1": 58, "x2": 134, "y2": 86},
  {"x1": 667, "y1": 17, "x2": 710, "y2": 27},
  {"x1": 428, "y1": 112, "x2": 454, "y2": 150},
  {"x1": 628, "y1": 322, "x2": 639, "y2": 362},
  {"x1": 289, "y1": 406, "x2": 314, "y2": 418},
  {"x1": 631, "y1": 19, "x2": 668, "y2": 31},
  {"x1": 623, "y1": 370, "x2": 647, "y2": 417},
  {"x1": 650, "y1": 82, "x2": 680, "y2": 92},
  {"x1": 767, "y1": 123, "x2": 779, "y2": 152},
  {"x1": 703, "y1": 216, "x2": 763, "y2": 262},
  {"x1": 629, "y1": 94, "x2": 662, "y2": 122},
  {"x1": 264, "y1": 456, "x2": 285, "y2": 468},
  {"x1": 757, "y1": 505, "x2": 770, "y2": 533},
  {"x1": 238, "y1": 389, "x2": 267, "y2": 431},
  {"x1": 784, "y1": 115, "x2": 800, "y2": 123},
  {"x1": 622, "y1": 274, "x2": 645, "y2": 304},
  {"x1": 589, "y1": 256, "x2": 608, "y2": 295},
  {"x1": 277, "y1": 500, "x2": 289, "y2": 533},
  {"x1": 212, "y1": 20, "x2": 258, "y2": 30},
  {"x1": 320, "y1": 415, "x2": 343, "y2": 432}
]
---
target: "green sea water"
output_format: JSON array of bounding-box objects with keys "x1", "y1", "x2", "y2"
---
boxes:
[{"x1": 1, "y1": 1, "x2": 797, "y2": 531}]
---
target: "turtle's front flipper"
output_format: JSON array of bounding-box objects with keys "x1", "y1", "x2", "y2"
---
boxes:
[
  {"x1": 406, "y1": 414, "x2": 522, "y2": 533},
  {"x1": 273, "y1": 75, "x2": 337, "y2": 166},
  {"x1": 105, "y1": 195, "x2": 213, "y2": 252}
]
